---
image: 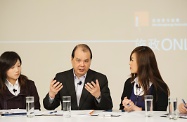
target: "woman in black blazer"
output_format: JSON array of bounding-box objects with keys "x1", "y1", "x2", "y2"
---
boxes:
[
  {"x1": 0, "y1": 51, "x2": 40, "y2": 110},
  {"x1": 120, "y1": 46, "x2": 170, "y2": 112}
]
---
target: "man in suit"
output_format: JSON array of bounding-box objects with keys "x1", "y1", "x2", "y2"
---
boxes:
[{"x1": 43, "y1": 44, "x2": 113, "y2": 110}]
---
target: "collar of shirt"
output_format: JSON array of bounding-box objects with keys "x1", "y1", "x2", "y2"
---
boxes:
[
  {"x1": 5, "y1": 79, "x2": 20, "y2": 96},
  {"x1": 74, "y1": 74, "x2": 86, "y2": 86},
  {"x1": 133, "y1": 77, "x2": 152, "y2": 96},
  {"x1": 73, "y1": 70, "x2": 87, "y2": 106},
  {"x1": 73, "y1": 70, "x2": 87, "y2": 85}
]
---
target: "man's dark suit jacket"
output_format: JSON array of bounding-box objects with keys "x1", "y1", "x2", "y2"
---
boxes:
[
  {"x1": 119, "y1": 78, "x2": 168, "y2": 111},
  {"x1": 43, "y1": 69, "x2": 113, "y2": 110}
]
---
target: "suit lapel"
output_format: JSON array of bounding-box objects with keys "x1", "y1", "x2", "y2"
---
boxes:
[
  {"x1": 79, "y1": 69, "x2": 95, "y2": 109},
  {"x1": 65, "y1": 69, "x2": 78, "y2": 109}
]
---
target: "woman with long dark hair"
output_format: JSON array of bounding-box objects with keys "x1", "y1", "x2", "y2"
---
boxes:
[
  {"x1": 0, "y1": 51, "x2": 40, "y2": 110},
  {"x1": 120, "y1": 46, "x2": 170, "y2": 112}
]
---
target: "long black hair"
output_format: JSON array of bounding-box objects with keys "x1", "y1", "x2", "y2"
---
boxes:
[
  {"x1": 0, "y1": 51, "x2": 28, "y2": 95},
  {"x1": 130, "y1": 46, "x2": 170, "y2": 97}
]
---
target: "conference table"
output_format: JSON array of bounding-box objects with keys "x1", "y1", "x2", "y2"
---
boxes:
[{"x1": 0, "y1": 110, "x2": 187, "y2": 122}]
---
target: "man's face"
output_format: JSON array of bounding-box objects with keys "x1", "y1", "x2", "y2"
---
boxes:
[{"x1": 71, "y1": 47, "x2": 91, "y2": 78}]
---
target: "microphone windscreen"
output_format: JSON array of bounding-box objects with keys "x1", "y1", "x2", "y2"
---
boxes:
[
  {"x1": 13, "y1": 89, "x2": 17, "y2": 92},
  {"x1": 78, "y1": 81, "x2": 82, "y2": 85}
]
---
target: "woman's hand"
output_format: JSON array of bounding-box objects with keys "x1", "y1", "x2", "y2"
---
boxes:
[
  {"x1": 178, "y1": 103, "x2": 187, "y2": 114},
  {"x1": 122, "y1": 97, "x2": 142, "y2": 112}
]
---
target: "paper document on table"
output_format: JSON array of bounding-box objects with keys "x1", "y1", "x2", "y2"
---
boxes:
[
  {"x1": 69, "y1": 110, "x2": 98, "y2": 116},
  {"x1": 0, "y1": 109, "x2": 26, "y2": 116},
  {"x1": 179, "y1": 113, "x2": 187, "y2": 119},
  {"x1": 101, "y1": 111, "x2": 122, "y2": 117},
  {"x1": 69, "y1": 110, "x2": 103, "y2": 116},
  {"x1": 35, "y1": 110, "x2": 63, "y2": 116},
  {"x1": 75, "y1": 110, "x2": 122, "y2": 117}
]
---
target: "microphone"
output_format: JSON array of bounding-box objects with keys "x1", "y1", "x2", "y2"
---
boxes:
[
  {"x1": 136, "y1": 84, "x2": 140, "y2": 89},
  {"x1": 77, "y1": 81, "x2": 82, "y2": 85},
  {"x1": 13, "y1": 89, "x2": 17, "y2": 93}
]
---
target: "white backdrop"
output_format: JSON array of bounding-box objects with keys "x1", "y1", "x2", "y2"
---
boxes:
[{"x1": 0, "y1": 0, "x2": 187, "y2": 110}]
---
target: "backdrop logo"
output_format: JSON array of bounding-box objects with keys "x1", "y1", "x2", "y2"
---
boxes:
[
  {"x1": 152, "y1": 18, "x2": 187, "y2": 27},
  {"x1": 135, "y1": 38, "x2": 187, "y2": 51},
  {"x1": 135, "y1": 11, "x2": 187, "y2": 27},
  {"x1": 135, "y1": 11, "x2": 149, "y2": 27}
]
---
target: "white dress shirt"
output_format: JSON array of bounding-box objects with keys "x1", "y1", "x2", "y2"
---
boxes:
[
  {"x1": 5, "y1": 79, "x2": 20, "y2": 96},
  {"x1": 74, "y1": 74, "x2": 86, "y2": 106},
  {"x1": 133, "y1": 77, "x2": 152, "y2": 96}
]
